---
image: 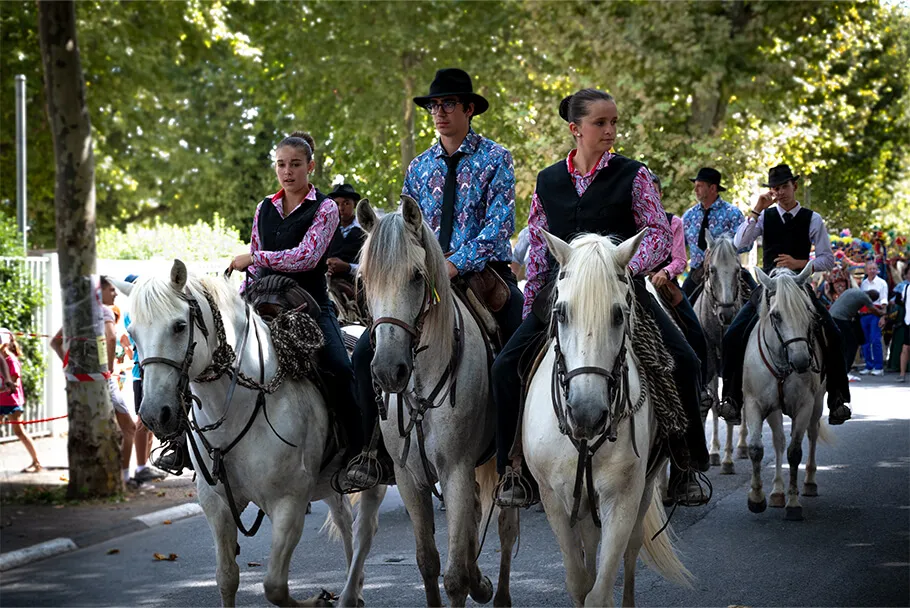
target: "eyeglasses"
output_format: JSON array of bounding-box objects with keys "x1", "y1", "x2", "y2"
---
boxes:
[{"x1": 424, "y1": 100, "x2": 461, "y2": 115}]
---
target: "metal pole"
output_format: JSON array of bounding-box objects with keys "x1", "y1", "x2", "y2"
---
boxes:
[{"x1": 15, "y1": 74, "x2": 27, "y2": 254}]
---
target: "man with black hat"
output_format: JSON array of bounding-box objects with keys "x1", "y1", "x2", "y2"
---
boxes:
[
  {"x1": 717, "y1": 163, "x2": 852, "y2": 426},
  {"x1": 681, "y1": 167, "x2": 754, "y2": 299},
  {"x1": 325, "y1": 183, "x2": 366, "y2": 283},
  {"x1": 345, "y1": 68, "x2": 521, "y2": 489}
]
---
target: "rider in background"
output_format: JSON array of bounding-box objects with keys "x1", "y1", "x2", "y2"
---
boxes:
[
  {"x1": 345, "y1": 67, "x2": 522, "y2": 489},
  {"x1": 718, "y1": 164, "x2": 852, "y2": 426},
  {"x1": 493, "y1": 88, "x2": 710, "y2": 508},
  {"x1": 681, "y1": 167, "x2": 755, "y2": 300},
  {"x1": 228, "y1": 132, "x2": 364, "y2": 471},
  {"x1": 325, "y1": 183, "x2": 367, "y2": 284}
]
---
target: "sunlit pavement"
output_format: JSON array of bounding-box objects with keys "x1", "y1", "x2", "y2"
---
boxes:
[{"x1": 1, "y1": 377, "x2": 907, "y2": 607}]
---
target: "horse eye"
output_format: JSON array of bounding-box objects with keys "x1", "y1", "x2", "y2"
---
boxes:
[
  {"x1": 554, "y1": 303, "x2": 567, "y2": 323},
  {"x1": 173, "y1": 320, "x2": 187, "y2": 334},
  {"x1": 612, "y1": 304, "x2": 624, "y2": 326}
]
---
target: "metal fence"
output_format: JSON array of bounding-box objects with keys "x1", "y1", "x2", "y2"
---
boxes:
[{"x1": 1, "y1": 256, "x2": 52, "y2": 441}]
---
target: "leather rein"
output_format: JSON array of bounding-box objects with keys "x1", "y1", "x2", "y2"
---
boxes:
[
  {"x1": 548, "y1": 273, "x2": 645, "y2": 528},
  {"x1": 369, "y1": 274, "x2": 465, "y2": 499}
]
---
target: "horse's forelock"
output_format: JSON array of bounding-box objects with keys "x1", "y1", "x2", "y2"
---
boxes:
[
  {"x1": 559, "y1": 234, "x2": 628, "y2": 343},
  {"x1": 708, "y1": 235, "x2": 738, "y2": 266},
  {"x1": 764, "y1": 272, "x2": 814, "y2": 326},
  {"x1": 130, "y1": 272, "x2": 238, "y2": 326}
]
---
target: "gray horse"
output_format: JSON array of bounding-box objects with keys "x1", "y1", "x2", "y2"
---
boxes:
[
  {"x1": 356, "y1": 196, "x2": 519, "y2": 607},
  {"x1": 693, "y1": 233, "x2": 749, "y2": 473}
]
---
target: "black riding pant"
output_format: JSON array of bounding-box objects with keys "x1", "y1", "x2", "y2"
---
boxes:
[
  {"x1": 721, "y1": 288, "x2": 850, "y2": 409},
  {"x1": 668, "y1": 291, "x2": 709, "y2": 385},
  {"x1": 353, "y1": 269, "x2": 524, "y2": 447},
  {"x1": 491, "y1": 279, "x2": 709, "y2": 476},
  {"x1": 316, "y1": 305, "x2": 364, "y2": 457}
]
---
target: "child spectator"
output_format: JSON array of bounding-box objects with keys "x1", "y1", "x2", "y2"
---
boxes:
[{"x1": 0, "y1": 328, "x2": 43, "y2": 472}]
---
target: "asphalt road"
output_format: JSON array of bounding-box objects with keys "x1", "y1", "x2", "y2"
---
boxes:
[{"x1": 2, "y1": 378, "x2": 907, "y2": 607}]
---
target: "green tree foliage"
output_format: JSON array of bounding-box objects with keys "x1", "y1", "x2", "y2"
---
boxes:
[
  {"x1": 96, "y1": 214, "x2": 246, "y2": 261},
  {"x1": 0, "y1": 217, "x2": 45, "y2": 408},
  {"x1": 1, "y1": 0, "x2": 908, "y2": 246}
]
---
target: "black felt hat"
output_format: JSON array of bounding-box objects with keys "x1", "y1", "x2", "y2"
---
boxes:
[
  {"x1": 762, "y1": 164, "x2": 801, "y2": 188},
  {"x1": 412, "y1": 68, "x2": 489, "y2": 116},
  {"x1": 328, "y1": 183, "x2": 361, "y2": 201},
  {"x1": 689, "y1": 167, "x2": 727, "y2": 192}
]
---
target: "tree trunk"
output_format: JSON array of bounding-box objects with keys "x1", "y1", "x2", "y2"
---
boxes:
[
  {"x1": 400, "y1": 52, "x2": 417, "y2": 174},
  {"x1": 38, "y1": 0, "x2": 121, "y2": 499}
]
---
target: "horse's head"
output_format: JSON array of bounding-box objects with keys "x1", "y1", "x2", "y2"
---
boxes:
[
  {"x1": 544, "y1": 229, "x2": 645, "y2": 440},
  {"x1": 756, "y1": 263, "x2": 816, "y2": 373},
  {"x1": 704, "y1": 233, "x2": 742, "y2": 325},
  {"x1": 123, "y1": 260, "x2": 235, "y2": 438},
  {"x1": 357, "y1": 196, "x2": 454, "y2": 393}
]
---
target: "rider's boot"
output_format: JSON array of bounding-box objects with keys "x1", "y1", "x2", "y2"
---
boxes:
[
  {"x1": 154, "y1": 435, "x2": 193, "y2": 475},
  {"x1": 668, "y1": 437, "x2": 711, "y2": 507},
  {"x1": 494, "y1": 464, "x2": 538, "y2": 509},
  {"x1": 827, "y1": 392, "x2": 852, "y2": 425}
]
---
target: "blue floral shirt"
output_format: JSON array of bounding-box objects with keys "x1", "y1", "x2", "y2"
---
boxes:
[
  {"x1": 682, "y1": 197, "x2": 750, "y2": 269},
  {"x1": 402, "y1": 129, "x2": 515, "y2": 273}
]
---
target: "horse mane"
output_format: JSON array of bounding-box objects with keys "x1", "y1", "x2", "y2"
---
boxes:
[
  {"x1": 130, "y1": 272, "x2": 239, "y2": 326},
  {"x1": 558, "y1": 233, "x2": 629, "y2": 344},
  {"x1": 761, "y1": 269, "x2": 814, "y2": 326},
  {"x1": 707, "y1": 235, "x2": 738, "y2": 267},
  {"x1": 358, "y1": 212, "x2": 454, "y2": 357}
]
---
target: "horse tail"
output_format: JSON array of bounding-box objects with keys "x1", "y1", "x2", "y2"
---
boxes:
[
  {"x1": 319, "y1": 494, "x2": 362, "y2": 542},
  {"x1": 640, "y1": 490, "x2": 693, "y2": 588},
  {"x1": 817, "y1": 418, "x2": 835, "y2": 445},
  {"x1": 475, "y1": 458, "x2": 499, "y2": 542}
]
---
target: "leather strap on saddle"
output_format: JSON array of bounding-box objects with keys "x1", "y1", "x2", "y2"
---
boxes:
[
  {"x1": 465, "y1": 265, "x2": 510, "y2": 313},
  {"x1": 655, "y1": 278, "x2": 685, "y2": 308},
  {"x1": 244, "y1": 274, "x2": 321, "y2": 321}
]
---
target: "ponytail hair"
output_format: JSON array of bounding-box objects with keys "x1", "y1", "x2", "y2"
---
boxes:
[
  {"x1": 559, "y1": 88, "x2": 614, "y2": 123},
  {"x1": 277, "y1": 131, "x2": 316, "y2": 163}
]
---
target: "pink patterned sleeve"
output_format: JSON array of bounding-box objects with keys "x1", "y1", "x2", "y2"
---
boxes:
[
  {"x1": 663, "y1": 215, "x2": 687, "y2": 279},
  {"x1": 521, "y1": 191, "x2": 551, "y2": 319},
  {"x1": 628, "y1": 168, "x2": 672, "y2": 276},
  {"x1": 252, "y1": 199, "x2": 340, "y2": 273}
]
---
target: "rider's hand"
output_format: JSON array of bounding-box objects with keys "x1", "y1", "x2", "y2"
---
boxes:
[
  {"x1": 229, "y1": 253, "x2": 254, "y2": 273},
  {"x1": 326, "y1": 257, "x2": 350, "y2": 275},
  {"x1": 650, "y1": 270, "x2": 670, "y2": 289},
  {"x1": 774, "y1": 254, "x2": 805, "y2": 271},
  {"x1": 446, "y1": 261, "x2": 459, "y2": 280},
  {"x1": 755, "y1": 191, "x2": 774, "y2": 212}
]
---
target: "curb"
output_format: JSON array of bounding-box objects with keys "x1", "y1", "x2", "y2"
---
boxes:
[{"x1": 0, "y1": 502, "x2": 203, "y2": 572}]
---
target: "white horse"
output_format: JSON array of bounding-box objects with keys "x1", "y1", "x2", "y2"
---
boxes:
[
  {"x1": 524, "y1": 231, "x2": 690, "y2": 607},
  {"x1": 743, "y1": 263, "x2": 828, "y2": 521},
  {"x1": 356, "y1": 196, "x2": 518, "y2": 607},
  {"x1": 124, "y1": 261, "x2": 385, "y2": 607},
  {"x1": 693, "y1": 234, "x2": 749, "y2": 473}
]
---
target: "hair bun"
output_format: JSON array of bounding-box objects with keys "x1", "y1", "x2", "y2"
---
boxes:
[
  {"x1": 558, "y1": 95, "x2": 573, "y2": 122},
  {"x1": 289, "y1": 131, "x2": 316, "y2": 154}
]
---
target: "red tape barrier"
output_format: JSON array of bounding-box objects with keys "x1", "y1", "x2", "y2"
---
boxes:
[{"x1": 2, "y1": 414, "x2": 68, "y2": 425}]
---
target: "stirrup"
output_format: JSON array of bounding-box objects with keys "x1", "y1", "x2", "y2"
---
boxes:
[
  {"x1": 153, "y1": 439, "x2": 190, "y2": 476},
  {"x1": 717, "y1": 396, "x2": 742, "y2": 425},
  {"x1": 494, "y1": 466, "x2": 536, "y2": 509},
  {"x1": 672, "y1": 470, "x2": 713, "y2": 507},
  {"x1": 828, "y1": 402, "x2": 852, "y2": 426},
  {"x1": 332, "y1": 451, "x2": 386, "y2": 494}
]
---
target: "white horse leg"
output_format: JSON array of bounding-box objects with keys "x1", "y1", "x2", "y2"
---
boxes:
[
  {"x1": 199, "y1": 483, "x2": 240, "y2": 607},
  {"x1": 263, "y1": 497, "x2": 312, "y2": 607},
  {"x1": 621, "y1": 488, "x2": 652, "y2": 608},
  {"x1": 721, "y1": 420, "x2": 736, "y2": 475},
  {"x1": 736, "y1": 416, "x2": 749, "y2": 460},
  {"x1": 767, "y1": 409, "x2": 786, "y2": 508},
  {"x1": 578, "y1": 513, "x2": 601, "y2": 595},
  {"x1": 493, "y1": 507, "x2": 519, "y2": 607},
  {"x1": 339, "y1": 485, "x2": 386, "y2": 608},
  {"x1": 746, "y1": 402, "x2": 767, "y2": 513},
  {"x1": 709, "y1": 378, "x2": 722, "y2": 466},
  {"x1": 441, "y1": 464, "x2": 486, "y2": 607},
  {"x1": 542, "y1": 488, "x2": 591, "y2": 607},
  {"x1": 785, "y1": 419, "x2": 808, "y2": 521},
  {"x1": 324, "y1": 492, "x2": 355, "y2": 570},
  {"x1": 585, "y1": 483, "x2": 645, "y2": 608},
  {"x1": 397, "y1": 469, "x2": 443, "y2": 607},
  {"x1": 803, "y1": 406, "x2": 821, "y2": 497}
]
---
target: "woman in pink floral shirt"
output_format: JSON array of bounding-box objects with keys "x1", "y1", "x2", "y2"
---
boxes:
[
  {"x1": 492, "y1": 89, "x2": 709, "y2": 508},
  {"x1": 229, "y1": 132, "x2": 364, "y2": 468}
]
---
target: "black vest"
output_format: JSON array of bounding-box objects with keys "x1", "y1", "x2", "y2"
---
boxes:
[
  {"x1": 256, "y1": 192, "x2": 330, "y2": 305},
  {"x1": 326, "y1": 224, "x2": 366, "y2": 281},
  {"x1": 762, "y1": 207, "x2": 813, "y2": 273}
]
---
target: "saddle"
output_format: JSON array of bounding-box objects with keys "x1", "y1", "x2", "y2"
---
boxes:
[{"x1": 244, "y1": 274, "x2": 320, "y2": 322}]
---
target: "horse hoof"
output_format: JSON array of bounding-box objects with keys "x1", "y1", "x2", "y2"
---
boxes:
[
  {"x1": 785, "y1": 506, "x2": 804, "y2": 521},
  {"x1": 737, "y1": 447, "x2": 749, "y2": 460},
  {"x1": 358, "y1": 599, "x2": 365, "y2": 608},
  {"x1": 748, "y1": 497, "x2": 767, "y2": 513},
  {"x1": 470, "y1": 575, "x2": 494, "y2": 604},
  {"x1": 494, "y1": 592, "x2": 512, "y2": 608},
  {"x1": 720, "y1": 462, "x2": 735, "y2": 475},
  {"x1": 803, "y1": 483, "x2": 819, "y2": 497},
  {"x1": 710, "y1": 454, "x2": 721, "y2": 466},
  {"x1": 769, "y1": 493, "x2": 785, "y2": 508}
]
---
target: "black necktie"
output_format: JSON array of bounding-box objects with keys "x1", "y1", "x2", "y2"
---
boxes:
[
  {"x1": 783, "y1": 211, "x2": 793, "y2": 224},
  {"x1": 697, "y1": 206, "x2": 711, "y2": 251},
  {"x1": 439, "y1": 151, "x2": 465, "y2": 253}
]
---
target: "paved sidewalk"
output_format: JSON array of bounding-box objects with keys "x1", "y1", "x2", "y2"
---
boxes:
[{"x1": 0, "y1": 434, "x2": 198, "y2": 556}]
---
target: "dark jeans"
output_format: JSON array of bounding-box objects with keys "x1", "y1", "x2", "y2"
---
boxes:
[
  {"x1": 491, "y1": 278, "x2": 709, "y2": 475},
  {"x1": 315, "y1": 305, "x2": 364, "y2": 456},
  {"x1": 353, "y1": 270, "x2": 524, "y2": 447},
  {"x1": 834, "y1": 317, "x2": 859, "y2": 372},
  {"x1": 721, "y1": 288, "x2": 850, "y2": 410},
  {"x1": 669, "y1": 291, "x2": 709, "y2": 384}
]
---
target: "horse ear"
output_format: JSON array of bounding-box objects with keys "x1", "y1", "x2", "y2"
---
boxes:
[
  {"x1": 615, "y1": 229, "x2": 647, "y2": 269},
  {"x1": 356, "y1": 199, "x2": 377, "y2": 233},
  {"x1": 171, "y1": 259, "x2": 188, "y2": 291},
  {"x1": 755, "y1": 266, "x2": 772, "y2": 290},
  {"x1": 109, "y1": 278, "x2": 134, "y2": 296},
  {"x1": 541, "y1": 230, "x2": 572, "y2": 267},
  {"x1": 795, "y1": 261, "x2": 814, "y2": 285},
  {"x1": 400, "y1": 195, "x2": 423, "y2": 236},
  {"x1": 705, "y1": 232, "x2": 715, "y2": 249}
]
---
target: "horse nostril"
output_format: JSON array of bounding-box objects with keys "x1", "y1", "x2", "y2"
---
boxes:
[
  {"x1": 160, "y1": 406, "x2": 172, "y2": 426},
  {"x1": 394, "y1": 363, "x2": 410, "y2": 385}
]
